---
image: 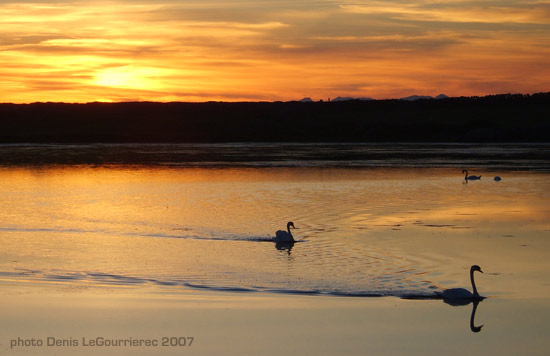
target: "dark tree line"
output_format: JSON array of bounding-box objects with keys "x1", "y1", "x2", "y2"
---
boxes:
[{"x1": 0, "y1": 93, "x2": 549, "y2": 143}]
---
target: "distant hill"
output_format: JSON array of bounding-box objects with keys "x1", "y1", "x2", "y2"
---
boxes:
[
  {"x1": 0, "y1": 93, "x2": 549, "y2": 143},
  {"x1": 399, "y1": 94, "x2": 449, "y2": 101},
  {"x1": 400, "y1": 95, "x2": 434, "y2": 101},
  {"x1": 332, "y1": 96, "x2": 374, "y2": 102}
]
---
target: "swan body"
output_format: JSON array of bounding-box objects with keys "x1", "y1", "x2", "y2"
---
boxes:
[
  {"x1": 274, "y1": 221, "x2": 296, "y2": 243},
  {"x1": 463, "y1": 170, "x2": 481, "y2": 181},
  {"x1": 443, "y1": 265, "x2": 484, "y2": 304},
  {"x1": 494, "y1": 176, "x2": 502, "y2": 181},
  {"x1": 443, "y1": 288, "x2": 474, "y2": 300}
]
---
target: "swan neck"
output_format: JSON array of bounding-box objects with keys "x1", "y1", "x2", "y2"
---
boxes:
[
  {"x1": 464, "y1": 170, "x2": 468, "y2": 180},
  {"x1": 470, "y1": 269, "x2": 479, "y2": 297},
  {"x1": 287, "y1": 224, "x2": 293, "y2": 238}
]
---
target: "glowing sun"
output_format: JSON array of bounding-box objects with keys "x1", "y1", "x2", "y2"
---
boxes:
[{"x1": 94, "y1": 66, "x2": 164, "y2": 90}]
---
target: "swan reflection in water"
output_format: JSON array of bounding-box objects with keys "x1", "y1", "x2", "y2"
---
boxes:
[
  {"x1": 275, "y1": 241, "x2": 295, "y2": 255},
  {"x1": 442, "y1": 265, "x2": 486, "y2": 333},
  {"x1": 440, "y1": 298, "x2": 485, "y2": 333},
  {"x1": 469, "y1": 300, "x2": 484, "y2": 332}
]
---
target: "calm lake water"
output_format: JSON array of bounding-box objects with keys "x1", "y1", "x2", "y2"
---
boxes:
[{"x1": 1, "y1": 143, "x2": 549, "y2": 355}]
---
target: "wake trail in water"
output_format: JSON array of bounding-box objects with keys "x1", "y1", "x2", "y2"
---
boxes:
[
  {"x1": 0, "y1": 268, "x2": 442, "y2": 299},
  {"x1": 0, "y1": 225, "x2": 296, "y2": 243},
  {"x1": 0, "y1": 223, "x2": 439, "y2": 298}
]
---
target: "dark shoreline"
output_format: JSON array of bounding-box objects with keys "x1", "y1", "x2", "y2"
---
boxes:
[
  {"x1": 1, "y1": 93, "x2": 549, "y2": 143},
  {"x1": 1, "y1": 143, "x2": 549, "y2": 170}
]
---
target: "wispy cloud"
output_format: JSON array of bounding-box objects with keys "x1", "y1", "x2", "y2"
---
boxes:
[{"x1": 340, "y1": 1, "x2": 550, "y2": 25}]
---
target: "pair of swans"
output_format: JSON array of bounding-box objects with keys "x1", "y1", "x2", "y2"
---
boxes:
[{"x1": 463, "y1": 169, "x2": 502, "y2": 181}]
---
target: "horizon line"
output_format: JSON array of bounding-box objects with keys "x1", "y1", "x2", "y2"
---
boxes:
[{"x1": 2, "y1": 91, "x2": 548, "y2": 105}]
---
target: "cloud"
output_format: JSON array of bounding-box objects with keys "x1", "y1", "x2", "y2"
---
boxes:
[
  {"x1": 0, "y1": 0, "x2": 549, "y2": 102},
  {"x1": 339, "y1": 0, "x2": 550, "y2": 25}
]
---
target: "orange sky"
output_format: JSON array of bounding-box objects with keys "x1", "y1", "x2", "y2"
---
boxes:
[{"x1": 1, "y1": 1, "x2": 549, "y2": 102}]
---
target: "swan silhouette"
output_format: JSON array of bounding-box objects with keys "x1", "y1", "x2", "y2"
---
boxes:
[
  {"x1": 463, "y1": 170, "x2": 481, "y2": 181},
  {"x1": 442, "y1": 265, "x2": 485, "y2": 305},
  {"x1": 274, "y1": 221, "x2": 297, "y2": 243},
  {"x1": 494, "y1": 176, "x2": 502, "y2": 181}
]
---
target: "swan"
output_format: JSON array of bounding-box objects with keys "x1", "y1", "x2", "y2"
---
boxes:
[
  {"x1": 442, "y1": 265, "x2": 485, "y2": 304},
  {"x1": 463, "y1": 169, "x2": 481, "y2": 181},
  {"x1": 274, "y1": 221, "x2": 297, "y2": 243},
  {"x1": 494, "y1": 176, "x2": 502, "y2": 181}
]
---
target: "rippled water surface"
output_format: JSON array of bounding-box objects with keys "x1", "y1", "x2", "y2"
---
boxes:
[
  {"x1": 1, "y1": 145, "x2": 549, "y2": 299},
  {"x1": 1, "y1": 143, "x2": 550, "y2": 356}
]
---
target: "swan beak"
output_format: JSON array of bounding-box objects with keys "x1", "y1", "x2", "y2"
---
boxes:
[{"x1": 480, "y1": 269, "x2": 484, "y2": 273}]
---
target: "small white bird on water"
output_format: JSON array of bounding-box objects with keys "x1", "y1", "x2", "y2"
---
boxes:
[
  {"x1": 274, "y1": 221, "x2": 297, "y2": 243},
  {"x1": 442, "y1": 265, "x2": 485, "y2": 304}
]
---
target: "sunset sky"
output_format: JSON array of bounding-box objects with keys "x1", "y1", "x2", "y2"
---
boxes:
[{"x1": 1, "y1": 0, "x2": 549, "y2": 103}]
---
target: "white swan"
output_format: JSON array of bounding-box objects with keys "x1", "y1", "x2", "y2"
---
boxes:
[
  {"x1": 463, "y1": 169, "x2": 481, "y2": 181},
  {"x1": 274, "y1": 221, "x2": 297, "y2": 243},
  {"x1": 443, "y1": 265, "x2": 485, "y2": 303}
]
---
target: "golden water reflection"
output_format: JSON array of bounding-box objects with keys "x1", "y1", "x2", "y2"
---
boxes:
[{"x1": 0, "y1": 166, "x2": 549, "y2": 299}]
